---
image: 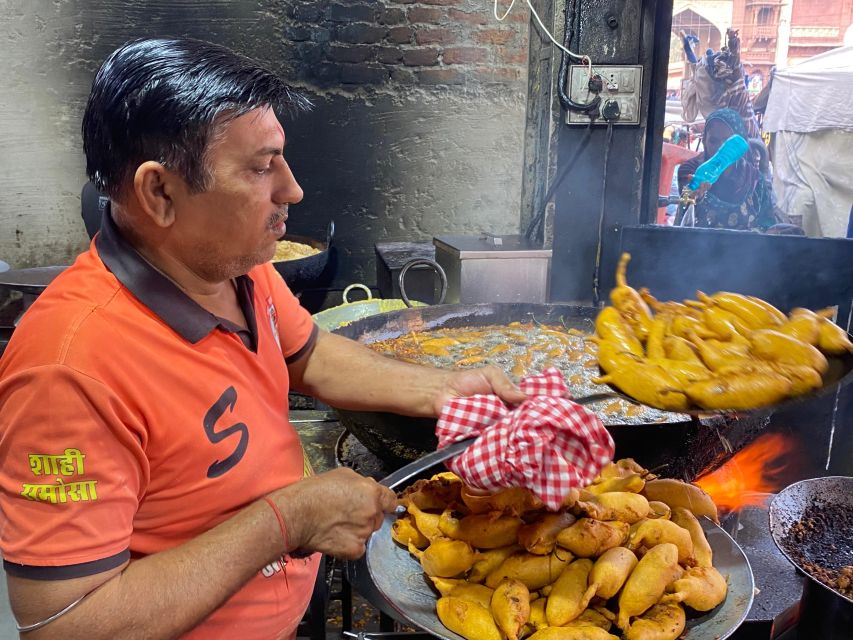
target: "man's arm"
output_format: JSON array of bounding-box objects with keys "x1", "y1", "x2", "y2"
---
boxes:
[
  {"x1": 8, "y1": 468, "x2": 395, "y2": 640},
  {"x1": 288, "y1": 330, "x2": 526, "y2": 417}
]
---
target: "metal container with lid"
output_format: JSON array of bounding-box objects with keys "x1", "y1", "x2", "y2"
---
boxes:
[{"x1": 433, "y1": 234, "x2": 551, "y2": 304}]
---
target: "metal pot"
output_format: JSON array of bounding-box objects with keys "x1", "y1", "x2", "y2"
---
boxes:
[
  {"x1": 769, "y1": 476, "x2": 853, "y2": 638},
  {"x1": 312, "y1": 260, "x2": 448, "y2": 332},
  {"x1": 271, "y1": 221, "x2": 334, "y2": 292},
  {"x1": 330, "y1": 302, "x2": 770, "y2": 476}
]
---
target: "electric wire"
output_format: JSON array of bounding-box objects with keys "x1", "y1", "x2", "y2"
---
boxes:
[
  {"x1": 524, "y1": 125, "x2": 594, "y2": 244},
  {"x1": 494, "y1": 0, "x2": 593, "y2": 78},
  {"x1": 592, "y1": 121, "x2": 615, "y2": 305},
  {"x1": 556, "y1": 0, "x2": 600, "y2": 113}
]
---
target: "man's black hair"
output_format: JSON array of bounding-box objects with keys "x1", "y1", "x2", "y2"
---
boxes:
[{"x1": 82, "y1": 37, "x2": 311, "y2": 199}]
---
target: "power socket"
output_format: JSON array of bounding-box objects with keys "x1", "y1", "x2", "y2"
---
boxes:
[{"x1": 566, "y1": 64, "x2": 643, "y2": 126}]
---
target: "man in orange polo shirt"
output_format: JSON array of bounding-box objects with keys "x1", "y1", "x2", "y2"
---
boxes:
[{"x1": 0, "y1": 38, "x2": 525, "y2": 639}]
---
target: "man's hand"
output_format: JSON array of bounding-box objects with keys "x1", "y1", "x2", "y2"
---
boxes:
[
  {"x1": 432, "y1": 365, "x2": 527, "y2": 416},
  {"x1": 274, "y1": 468, "x2": 397, "y2": 560}
]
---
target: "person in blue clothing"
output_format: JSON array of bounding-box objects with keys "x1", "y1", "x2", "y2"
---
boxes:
[{"x1": 677, "y1": 108, "x2": 779, "y2": 230}]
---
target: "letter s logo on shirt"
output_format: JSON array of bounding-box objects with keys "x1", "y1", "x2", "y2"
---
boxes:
[{"x1": 203, "y1": 386, "x2": 249, "y2": 478}]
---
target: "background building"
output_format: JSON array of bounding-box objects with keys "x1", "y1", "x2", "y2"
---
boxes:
[{"x1": 669, "y1": 0, "x2": 853, "y2": 98}]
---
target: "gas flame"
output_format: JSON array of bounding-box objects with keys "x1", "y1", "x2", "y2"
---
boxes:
[{"x1": 695, "y1": 433, "x2": 797, "y2": 513}]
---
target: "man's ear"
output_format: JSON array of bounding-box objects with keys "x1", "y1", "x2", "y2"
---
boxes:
[{"x1": 132, "y1": 161, "x2": 177, "y2": 228}]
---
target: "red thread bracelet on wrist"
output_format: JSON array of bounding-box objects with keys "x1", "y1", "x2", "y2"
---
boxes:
[{"x1": 264, "y1": 496, "x2": 291, "y2": 551}]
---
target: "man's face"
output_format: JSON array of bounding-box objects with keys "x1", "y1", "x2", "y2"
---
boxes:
[{"x1": 170, "y1": 107, "x2": 303, "y2": 282}]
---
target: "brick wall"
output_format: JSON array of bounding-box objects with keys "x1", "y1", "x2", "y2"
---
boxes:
[
  {"x1": 269, "y1": 0, "x2": 533, "y2": 299},
  {"x1": 280, "y1": 0, "x2": 529, "y2": 89},
  {"x1": 0, "y1": 0, "x2": 531, "y2": 304}
]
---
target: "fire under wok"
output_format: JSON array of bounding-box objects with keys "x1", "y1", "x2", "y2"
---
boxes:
[{"x1": 330, "y1": 303, "x2": 772, "y2": 478}]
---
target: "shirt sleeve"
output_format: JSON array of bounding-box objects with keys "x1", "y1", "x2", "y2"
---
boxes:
[
  {"x1": 0, "y1": 364, "x2": 148, "y2": 578},
  {"x1": 258, "y1": 263, "x2": 318, "y2": 363}
]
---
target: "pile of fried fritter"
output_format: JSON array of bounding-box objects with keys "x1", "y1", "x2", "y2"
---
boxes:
[
  {"x1": 392, "y1": 459, "x2": 726, "y2": 640},
  {"x1": 593, "y1": 253, "x2": 853, "y2": 411}
]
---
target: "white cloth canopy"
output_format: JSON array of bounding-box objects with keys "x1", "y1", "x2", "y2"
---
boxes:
[{"x1": 764, "y1": 46, "x2": 853, "y2": 133}]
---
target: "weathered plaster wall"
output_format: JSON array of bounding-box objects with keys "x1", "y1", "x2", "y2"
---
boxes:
[{"x1": 0, "y1": 0, "x2": 529, "y2": 293}]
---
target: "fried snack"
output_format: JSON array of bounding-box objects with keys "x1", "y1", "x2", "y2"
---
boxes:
[
  {"x1": 717, "y1": 361, "x2": 822, "y2": 396},
  {"x1": 701, "y1": 291, "x2": 785, "y2": 328},
  {"x1": 778, "y1": 312, "x2": 821, "y2": 345},
  {"x1": 645, "y1": 316, "x2": 668, "y2": 360},
  {"x1": 546, "y1": 559, "x2": 595, "y2": 626},
  {"x1": 610, "y1": 253, "x2": 654, "y2": 341},
  {"x1": 395, "y1": 461, "x2": 730, "y2": 640},
  {"x1": 438, "y1": 509, "x2": 523, "y2": 549},
  {"x1": 406, "y1": 502, "x2": 443, "y2": 541},
  {"x1": 699, "y1": 305, "x2": 753, "y2": 340},
  {"x1": 577, "y1": 492, "x2": 650, "y2": 524},
  {"x1": 670, "y1": 507, "x2": 713, "y2": 568},
  {"x1": 400, "y1": 475, "x2": 462, "y2": 510},
  {"x1": 437, "y1": 596, "x2": 502, "y2": 640},
  {"x1": 598, "y1": 458, "x2": 648, "y2": 479},
  {"x1": 562, "y1": 487, "x2": 582, "y2": 509},
  {"x1": 685, "y1": 372, "x2": 792, "y2": 411},
  {"x1": 627, "y1": 518, "x2": 694, "y2": 565},
  {"x1": 595, "y1": 307, "x2": 644, "y2": 357},
  {"x1": 749, "y1": 329, "x2": 829, "y2": 374},
  {"x1": 570, "y1": 607, "x2": 614, "y2": 631},
  {"x1": 485, "y1": 550, "x2": 573, "y2": 590},
  {"x1": 689, "y1": 332, "x2": 751, "y2": 371},
  {"x1": 461, "y1": 486, "x2": 543, "y2": 516},
  {"x1": 518, "y1": 511, "x2": 577, "y2": 555},
  {"x1": 556, "y1": 518, "x2": 630, "y2": 557},
  {"x1": 616, "y1": 543, "x2": 682, "y2": 630},
  {"x1": 527, "y1": 626, "x2": 620, "y2": 640},
  {"x1": 592, "y1": 364, "x2": 689, "y2": 412},
  {"x1": 645, "y1": 358, "x2": 712, "y2": 387},
  {"x1": 586, "y1": 473, "x2": 645, "y2": 495},
  {"x1": 469, "y1": 545, "x2": 522, "y2": 584},
  {"x1": 391, "y1": 516, "x2": 430, "y2": 549},
  {"x1": 491, "y1": 579, "x2": 530, "y2": 640},
  {"x1": 647, "y1": 501, "x2": 672, "y2": 520},
  {"x1": 595, "y1": 339, "x2": 643, "y2": 374},
  {"x1": 663, "y1": 566, "x2": 728, "y2": 611},
  {"x1": 624, "y1": 602, "x2": 686, "y2": 640},
  {"x1": 662, "y1": 336, "x2": 703, "y2": 364},
  {"x1": 411, "y1": 539, "x2": 476, "y2": 577},
  {"x1": 527, "y1": 597, "x2": 548, "y2": 631},
  {"x1": 816, "y1": 316, "x2": 853, "y2": 355},
  {"x1": 430, "y1": 578, "x2": 494, "y2": 608},
  {"x1": 670, "y1": 315, "x2": 705, "y2": 340},
  {"x1": 585, "y1": 546, "x2": 639, "y2": 600},
  {"x1": 642, "y1": 479, "x2": 718, "y2": 523},
  {"x1": 639, "y1": 288, "x2": 691, "y2": 317}
]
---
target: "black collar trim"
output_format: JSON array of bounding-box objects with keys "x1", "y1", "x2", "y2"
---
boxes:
[{"x1": 95, "y1": 213, "x2": 258, "y2": 348}]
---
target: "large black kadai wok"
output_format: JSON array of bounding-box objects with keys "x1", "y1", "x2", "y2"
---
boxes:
[
  {"x1": 769, "y1": 476, "x2": 853, "y2": 639},
  {"x1": 330, "y1": 302, "x2": 771, "y2": 479}
]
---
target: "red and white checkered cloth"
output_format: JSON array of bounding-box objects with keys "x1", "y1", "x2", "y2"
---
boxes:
[{"x1": 435, "y1": 367, "x2": 615, "y2": 511}]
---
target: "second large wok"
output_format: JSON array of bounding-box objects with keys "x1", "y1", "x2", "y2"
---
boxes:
[{"x1": 329, "y1": 303, "x2": 769, "y2": 474}]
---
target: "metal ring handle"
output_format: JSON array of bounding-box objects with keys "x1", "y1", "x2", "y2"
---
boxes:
[
  {"x1": 342, "y1": 283, "x2": 372, "y2": 304},
  {"x1": 398, "y1": 258, "x2": 448, "y2": 308}
]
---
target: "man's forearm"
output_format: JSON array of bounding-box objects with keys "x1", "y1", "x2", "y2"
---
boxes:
[
  {"x1": 291, "y1": 331, "x2": 448, "y2": 417},
  {"x1": 12, "y1": 499, "x2": 284, "y2": 640}
]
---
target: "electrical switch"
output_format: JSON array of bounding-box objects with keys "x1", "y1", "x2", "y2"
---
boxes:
[{"x1": 566, "y1": 64, "x2": 643, "y2": 126}]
